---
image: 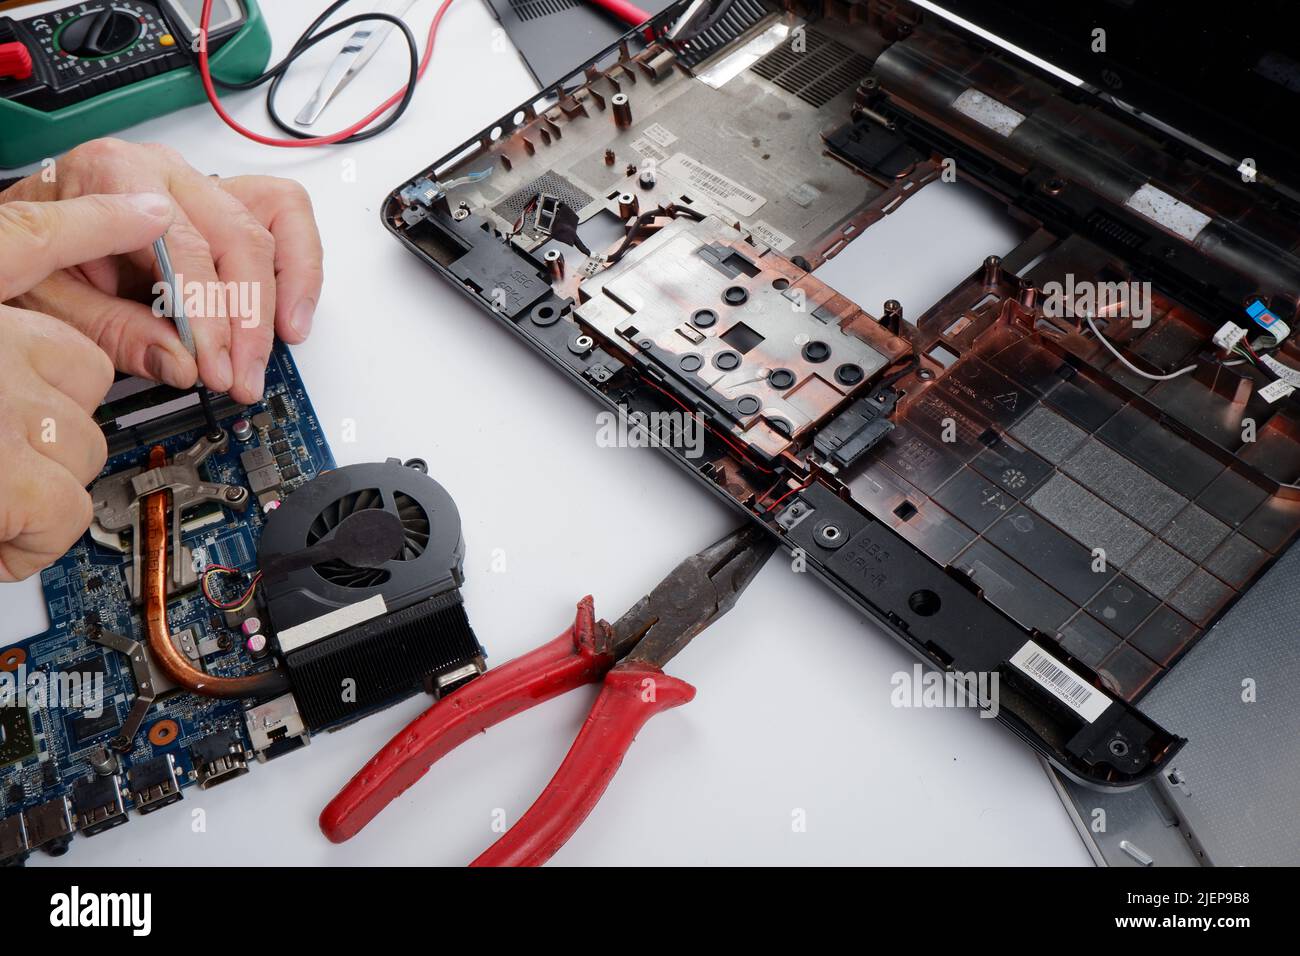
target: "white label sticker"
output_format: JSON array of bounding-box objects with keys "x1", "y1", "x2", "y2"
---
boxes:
[
  {"x1": 631, "y1": 138, "x2": 669, "y2": 163},
  {"x1": 639, "y1": 123, "x2": 677, "y2": 149},
  {"x1": 277, "y1": 594, "x2": 388, "y2": 653},
  {"x1": 749, "y1": 220, "x2": 794, "y2": 251},
  {"x1": 1261, "y1": 353, "x2": 1300, "y2": 388},
  {"x1": 1259, "y1": 379, "x2": 1296, "y2": 403},
  {"x1": 662, "y1": 153, "x2": 766, "y2": 216},
  {"x1": 1124, "y1": 183, "x2": 1213, "y2": 242},
  {"x1": 952, "y1": 88, "x2": 1026, "y2": 137},
  {"x1": 631, "y1": 123, "x2": 677, "y2": 163},
  {"x1": 1010, "y1": 640, "x2": 1112, "y2": 723}
]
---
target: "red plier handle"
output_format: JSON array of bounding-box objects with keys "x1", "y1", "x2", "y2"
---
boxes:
[{"x1": 319, "y1": 597, "x2": 694, "y2": 865}]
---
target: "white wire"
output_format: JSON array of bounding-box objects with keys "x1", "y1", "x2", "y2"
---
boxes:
[{"x1": 1084, "y1": 313, "x2": 1198, "y2": 381}]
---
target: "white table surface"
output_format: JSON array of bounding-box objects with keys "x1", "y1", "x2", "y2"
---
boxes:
[{"x1": 3, "y1": 0, "x2": 1092, "y2": 866}]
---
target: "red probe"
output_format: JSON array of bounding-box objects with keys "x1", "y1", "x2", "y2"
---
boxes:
[{"x1": 588, "y1": 0, "x2": 652, "y2": 26}]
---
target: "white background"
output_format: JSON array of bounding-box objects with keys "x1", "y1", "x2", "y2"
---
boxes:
[{"x1": 2, "y1": 0, "x2": 1091, "y2": 866}]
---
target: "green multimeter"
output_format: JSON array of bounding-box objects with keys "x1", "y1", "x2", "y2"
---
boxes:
[{"x1": 0, "y1": 0, "x2": 271, "y2": 169}]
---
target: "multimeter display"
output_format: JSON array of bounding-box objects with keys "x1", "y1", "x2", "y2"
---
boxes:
[{"x1": 163, "y1": 0, "x2": 244, "y2": 38}]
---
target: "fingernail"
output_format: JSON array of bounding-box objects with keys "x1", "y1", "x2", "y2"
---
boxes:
[
  {"x1": 244, "y1": 366, "x2": 265, "y2": 402},
  {"x1": 214, "y1": 350, "x2": 234, "y2": 392},
  {"x1": 144, "y1": 345, "x2": 167, "y2": 382},
  {"x1": 290, "y1": 300, "x2": 315, "y2": 339},
  {"x1": 124, "y1": 192, "x2": 173, "y2": 220},
  {"x1": 146, "y1": 345, "x2": 191, "y2": 389}
]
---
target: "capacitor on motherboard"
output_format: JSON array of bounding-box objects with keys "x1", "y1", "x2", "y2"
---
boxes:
[
  {"x1": 88, "y1": 747, "x2": 119, "y2": 776},
  {"x1": 232, "y1": 417, "x2": 254, "y2": 442},
  {"x1": 245, "y1": 632, "x2": 269, "y2": 660},
  {"x1": 241, "y1": 617, "x2": 262, "y2": 638}
]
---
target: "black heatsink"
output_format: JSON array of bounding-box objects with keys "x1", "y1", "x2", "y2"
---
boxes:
[{"x1": 284, "y1": 591, "x2": 482, "y2": 731}]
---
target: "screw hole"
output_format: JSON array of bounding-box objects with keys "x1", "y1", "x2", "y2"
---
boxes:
[{"x1": 908, "y1": 589, "x2": 941, "y2": 616}]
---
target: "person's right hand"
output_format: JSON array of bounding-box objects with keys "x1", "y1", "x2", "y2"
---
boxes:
[{"x1": 1, "y1": 192, "x2": 174, "y2": 581}]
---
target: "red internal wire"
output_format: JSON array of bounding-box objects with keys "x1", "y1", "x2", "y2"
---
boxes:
[
  {"x1": 201, "y1": 564, "x2": 263, "y2": 611},
  {"x1": 641, "y1": 378, "x2": 774, "y2": 474}
]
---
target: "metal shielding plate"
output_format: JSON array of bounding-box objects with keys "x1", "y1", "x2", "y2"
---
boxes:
[{"x1": 576, "y1": 216, "x2": 902, "y2": 456}]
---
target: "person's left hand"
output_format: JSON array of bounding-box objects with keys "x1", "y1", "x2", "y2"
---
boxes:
[{"x1": 0, "y1": 138, "x2": 325, "y2": 404}]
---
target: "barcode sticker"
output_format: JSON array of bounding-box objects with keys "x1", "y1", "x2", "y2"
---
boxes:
[
  {"x1": 1260, "y1": 353, "x2": 1300, "y2": 388},
  {"x1": 1010, "y1": 640, "x2": 1112, "y2": 723},
  {"x1": 631, "y1": 138, "x2": 669, "y2": 163},
  {"x1": 662, "y1": 153, "x2": 767, "y2": 216}
]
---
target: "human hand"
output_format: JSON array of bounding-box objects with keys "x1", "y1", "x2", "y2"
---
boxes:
[
  {"x1": 0, "y1": 192, "x2": 173, "y2": 581},
  {"x1": 1, "y1": 138, "x2": 324, "y2": 405}
]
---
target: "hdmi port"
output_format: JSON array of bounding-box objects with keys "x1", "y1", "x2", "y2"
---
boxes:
[{"x1": 195, "y1": 754, "x2": 249, "y2": 790}]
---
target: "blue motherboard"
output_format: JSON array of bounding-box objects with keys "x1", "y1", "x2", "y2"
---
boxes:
[{"x1": 0, "y1": 342, "x2": 335, "y2": 863}]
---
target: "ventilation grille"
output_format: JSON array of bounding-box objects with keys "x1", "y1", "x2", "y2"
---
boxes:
[
  {"x1": 751, "y1": 28, "x2": 871, "y2": 107},
  {"x1": 285, "y1": 591, "x2": 482, "y2": 731},
  {"x1": 507, "y1": 0, "x2": 579, "y2": 21},
  {"x1": 675, "y1": 0, "x2": 769, "y2": 68},
  {"x1": 494, "y1": 171, "x2": 593, "y2": 233},
  {"x1": 1086, "y1": 209, "x2": 1147, "y2": 251}
]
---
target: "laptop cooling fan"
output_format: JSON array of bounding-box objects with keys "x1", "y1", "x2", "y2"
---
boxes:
[{"x1": 257, "y1": 458, "x2": 484, "y2": 730}]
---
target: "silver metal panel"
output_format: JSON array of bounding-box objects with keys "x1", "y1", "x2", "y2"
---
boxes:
[{"x1": 1053, "y1": 540, "x2": 1300, "y2": 866}]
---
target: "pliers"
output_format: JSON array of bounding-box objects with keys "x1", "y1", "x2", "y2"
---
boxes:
[{"x1": 319, "y1": 523, "x2": 775, "y2": 866}]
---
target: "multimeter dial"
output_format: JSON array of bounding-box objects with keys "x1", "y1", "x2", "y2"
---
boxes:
[
  {"x1": 57, "y1": 8, "x2": 142, "y2": 58},
  {"x1": 26, "y1": 3, "x2": 166, "y2": 88}
]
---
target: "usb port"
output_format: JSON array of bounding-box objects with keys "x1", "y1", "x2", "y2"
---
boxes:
[
  {"x1": 70, "y1": 775, "x2": 128, "y2": 837},
  {"x1": 128, "y1": 754, "x2": 183, "y2": 814}
]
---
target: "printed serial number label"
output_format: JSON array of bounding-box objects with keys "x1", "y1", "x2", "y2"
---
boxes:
[
  {"x1": 1010, "y1": 640, "x2": 1112, "y2": 723},
  {"x1": 1260, "y1": 353, "x2": 1300, "y2": 388},
  {"x1": 662, "y1": 153, "x2": 767, "y2": 216},
  {"x1": 1259, "y1": 378, "x2": 1296, "y2": 403},
  {"x1": 749, "y1": 219, "x2": 794, "y2": 251},
  {"x1": 631, "y1": 123, "x2": 677, "y2": 163}
]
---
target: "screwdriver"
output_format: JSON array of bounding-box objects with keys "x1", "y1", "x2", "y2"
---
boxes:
[
  {"x1": 153, "y1": 235, "x2": 195, "y2": 357},
  {"x1": 153, "y1": 235, "x2": 220, "y2": 435}
]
